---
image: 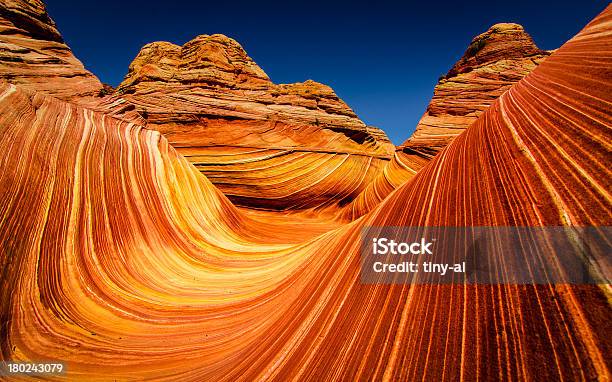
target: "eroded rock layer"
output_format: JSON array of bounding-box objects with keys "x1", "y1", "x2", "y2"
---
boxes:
[
  {"x1": 408, "y1": 22, "x2": 551, "y2": 148},
  {"x1": 0, "y1": 5, "x2": 610, "y2": 381},
  {"x1": 0, "y1": 0, "x2": 103, "y2": 100},
  {"x1": 116, "y1": 35, "x2": 387, "y2": 144},
  {"x1": 115, "y1": 34, "x2": 394, "y2": 210},
  {"x1": 341, "y1": 23, "x2": 552, "y2": 219}
]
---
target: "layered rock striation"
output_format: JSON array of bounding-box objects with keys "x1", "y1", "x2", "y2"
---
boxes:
[
  {"x1": 0, "y1": 0, "x2": 103, "y2": 100},
  {"x1": 0, "y1": 0, "x2": 394, "y2": 213},
  {"x1": 407, "y1": 22, "x2": 551, "y2": 149},
  {"x1": 114, "y1": 34, "x2": 394, "y2": 210},
  {"x1": 116, "y1": 34, "x2": 389, "y2": 151},
  {"x1": 0, "y1": 4, "x2": 611, "y2": 380},
  {"x1": 341, "y1": 23, "x2": 552, "y2": 219}
]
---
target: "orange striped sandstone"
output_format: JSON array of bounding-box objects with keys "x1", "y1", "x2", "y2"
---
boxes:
[
  {"x1": 408, "y1": 22, "x2": 551, "y2": 149},
  {"x1": 341, "y1": 22, "x2": 552, "y2": 219},
  {"x1": 0, "y1": 0, "x2": 103, "y2": 99},
  {"x1": 0, "y1": 3, "x2": 610, "y2": 382},
  {"x1": 115, "y1": 35, "x2": 394, "y2": 211}
]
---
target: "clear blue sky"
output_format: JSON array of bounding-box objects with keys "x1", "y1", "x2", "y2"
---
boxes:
[{"x1": 45, "y1": 0, "x2": 608, "y2": 144}]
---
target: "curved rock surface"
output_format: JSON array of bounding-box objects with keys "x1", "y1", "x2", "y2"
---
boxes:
[
  {"x1": 0, "y1": 4, "x2": 611, "y2": 381},
  {"x1": 115, "y1": 34, "x2": 394, "y2": 210},
  {"x1": 0, "y1": 0, "x2": 394, "y2": 213}
]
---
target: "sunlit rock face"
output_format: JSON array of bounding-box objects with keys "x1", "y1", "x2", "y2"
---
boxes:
[
  {"x1": 0, "y1": 0, "x2": 146, "y2": 125},
  {"x1": 0, "y1": 0, "x2": 103, "y2": 100},
  {"x1": 114, "y1": 34, "x2": 394, "y2": 211},
  {"x1": 341, "y1": 23, "x2": 552, "y2": 219},
  {"x1": 407, "y1": 22, "x2": 551, "y2": 149},
  {"x1": 0, "y1": 1, "x2": 611, "y2": 380},
  {"x1": 116, "y1": 34, "x2": 390, "y2": 149}
]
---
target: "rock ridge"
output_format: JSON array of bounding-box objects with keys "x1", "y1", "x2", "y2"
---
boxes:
[
  {"x1": 404, "y1": 22, "x2": 551, "y2": 149},
  {"x1": 115, "y1": 33, "x2": 390, "y2": 152},
  {"x1": 0, "y1": 0, "x2": 103, "y2": 100}
]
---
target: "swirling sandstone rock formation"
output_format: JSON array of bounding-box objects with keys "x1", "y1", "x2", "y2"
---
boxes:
[
  {"x1": 0, "y1": 0, "x2": 394, "y2": 213},
  {"x1": 0, "y1": 0, "x2": 103, "y2": 100},
  {"x1": 0, "y1": 2, "x2": 611, "y2": 382},
  {"x1": 114, "y1": 34, "x2": 394, "y2": 210},
  {"x1": 341, "y1": 23, "x2": 552, "y2": 219}
]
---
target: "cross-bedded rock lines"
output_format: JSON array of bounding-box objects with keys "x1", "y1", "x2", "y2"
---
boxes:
[{"x1": 0, "y1": 1, "x2": 610, "y2": 381}]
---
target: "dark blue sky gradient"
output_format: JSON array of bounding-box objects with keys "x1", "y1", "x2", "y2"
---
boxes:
[{"x1": 45, "y1": 1, "x2": 608, "y2": 143}]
